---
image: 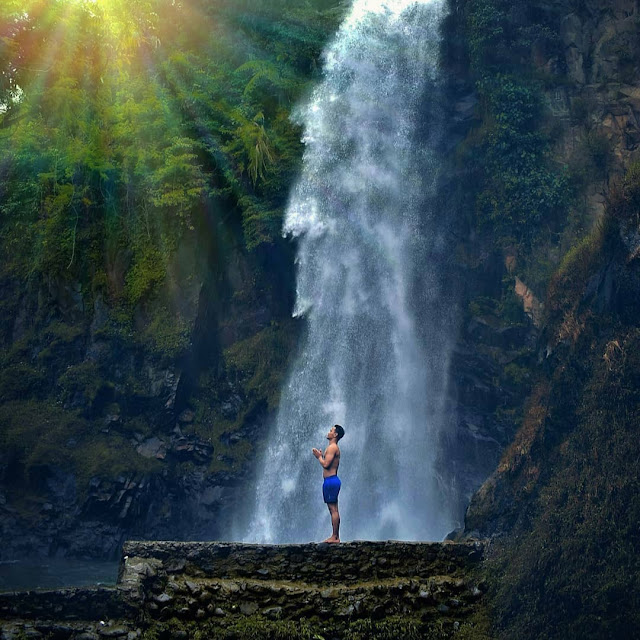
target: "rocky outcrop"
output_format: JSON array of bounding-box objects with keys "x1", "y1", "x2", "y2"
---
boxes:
[
  {"x1": 0, "y1": 540, "x2": 487, "y2": 639},
  {"x1": 460, "y1": 0, "x2": 640, "y2": 537},
  {"x1": 549, "y1": 0, "x2": 640, "y2": 222},
  {"x1": 0, "y1": 218, "x2": 292, "y2": 560},
  {"x1": 439, "y1": 0, "x2": 640, "y2": 539}
]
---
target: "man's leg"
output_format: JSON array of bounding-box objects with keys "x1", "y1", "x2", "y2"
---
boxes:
[{"x1": 324, "y1": 502, "x2": 340, "y2": 543}]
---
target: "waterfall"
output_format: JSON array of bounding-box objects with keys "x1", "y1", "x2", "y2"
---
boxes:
[{"x1": 244, "y1": 0, "x2": 457, "y2": 543}]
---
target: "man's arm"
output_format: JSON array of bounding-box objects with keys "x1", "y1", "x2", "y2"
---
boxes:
[{"x1": 312, "y1": 444, "x2": 336, "y2": 469}]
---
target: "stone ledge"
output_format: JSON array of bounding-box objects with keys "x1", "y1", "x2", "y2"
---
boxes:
[
  {"x1": 1, "y1": 541, "x2": 487, "y2": 639},
  {"x1": 120, "y1": 540, "x2": 484, "y2": 587}
]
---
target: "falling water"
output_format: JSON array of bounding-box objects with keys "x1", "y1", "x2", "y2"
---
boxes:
[{"x1": 244, "y1": 0, "x2": 457, "y2": 543}]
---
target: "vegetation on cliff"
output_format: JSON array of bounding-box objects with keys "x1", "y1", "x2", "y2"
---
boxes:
[
  {"x1": 449, "y1": 0, "x2": 640, "y2": 637},
  {"x1": 456, "y1": 0, "x2": 571, "y2": 252},
  {"x1": 0, "y1": 0, "x2": 343, "y2": 547},
  {"x1": 473, "y1": 165, "x2": 640, "y2": 640},
  {"x1": 1, "y1": 2, "x2": 639, "y2": 638}
]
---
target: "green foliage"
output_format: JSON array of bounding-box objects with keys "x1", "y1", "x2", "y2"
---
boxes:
[
  {"x1": 462, "y1": 0, "x2": 570, "y2": 245},
  {"x1": 0, "y1": 363, "x2": 46, "y2": 401},
  {"x1": 465, "y1": 0, "x2": 560, "y2": 73},
  {"x1": 344, "y1": 617, "x2": 423, "y2": 640},
  {"x1": 220, "y1": 616, "x2": 319, "y2": 640},
  {"x1": 73, "y1": 433, "x2": 160, "y2": 491},
  {"x1": 499, "y1": 286, "x2": 528, "y2": 325},
  {"x1": 453, "y1": 611, "x2": 494, "y2": 640},
  {"x1": 0, "y1": 400, "x2": 84, "y2": 473},
  {"x1": 0, "y1": 398, "x2": 158, "y2": 491},
  {"x1": 36, "y1": 321, "x2": 86, "y2": 364},
  {"x1": 0, "y1": 0, "x2": 340, "y2": 527},
  {"x1": 125, "y1": 244, "x2": 171, "y2": 306},
  {"x1": 475, "y1": 76, "x2": 568, "y2": 235},
  {"x1": 57, "y1": 360, "x2": 109, "y2": 410},
  {"x1": 237, "y1": 195, "x2": 283, "y2": 251},
  {"x1": 182, "y1": 321, "x2": 300, "y2": 473},
  {"x1": 465, "y1": 1, "x2": 505, "y2": 66},
  {"x1": 143, "y1": 616, "x2": 323, "y2": 640},
  {"x1": 0, "y1": 0, "x2": 343, "y2": 312},
  {"x1": 142, "y1": 614, "x2": 494, "y2": 640},
  {"x1": 140, "y1": 628, "x2": 159, "y2": 640},
  {"x1": 141, "y1": 304, "x2": 192, "y2": 359},
  {"x1": 546, "y1": 217, "x2": 613, "y2": 328}
]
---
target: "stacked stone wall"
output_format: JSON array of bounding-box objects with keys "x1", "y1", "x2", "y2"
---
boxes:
[{"x1": 0, "y1": 541, "x2": 487, "y2": 639}]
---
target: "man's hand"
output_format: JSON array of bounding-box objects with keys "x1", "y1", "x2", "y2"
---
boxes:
[{"x1": 312, "y1": 448, "x2": 322, "y2": 459}]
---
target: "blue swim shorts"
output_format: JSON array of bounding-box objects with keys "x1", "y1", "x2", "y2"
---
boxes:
[{"x1": 322, "y1": 475, "x2": 341, "y2": 504}]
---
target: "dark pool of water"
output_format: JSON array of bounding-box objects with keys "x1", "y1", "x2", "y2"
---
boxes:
[{"x1": 0, "y1": 558, "x2": 119, "y2": 592}]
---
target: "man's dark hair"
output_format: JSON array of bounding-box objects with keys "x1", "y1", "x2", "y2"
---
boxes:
[{"x1": 334, "y1": 424, "x2": 345, "y2": 441}]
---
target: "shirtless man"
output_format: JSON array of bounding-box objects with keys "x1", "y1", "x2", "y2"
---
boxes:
[{"x1": 312, "y1": 424, "x2": 344, "y2": 544}]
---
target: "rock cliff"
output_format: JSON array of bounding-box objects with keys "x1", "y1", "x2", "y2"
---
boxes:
[
  {"x1": 0, "y1": 237, "x2": 294, "y2": 559},
  {"x1": 443, "y1": 0, "x2": 640, "y2": 637}
]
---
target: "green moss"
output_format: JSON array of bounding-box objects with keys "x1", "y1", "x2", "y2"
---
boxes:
[
  {"x1": 181, "y1": 320, "x2": 300, "y2": 474},
  {"x1": 12, "y1": 629, "x2": 29, "y2": 640},
  {"x1": 497, "y1": 287, "x2": 527, "y2": 325},
  {"x1": 502, "y1": 362, "x2": 530, "y2": 387},
  {"x1": 125, "y1": 244, "x2": 171, "y2": 307},
  {"x1": 454, "y1": 611, "x2": 494, "y2": 640},
  {"x1": 0, "y1": 363, "x2": 47, "y2": 400},
  {"x1": 0, "y1": 400, "x2": 85, "y2": 473},
  {"x1": 344, "y1": 617, "x2": 424, "y2": 640},
  {"x1": 468, "y1": 296, "x2": 499, "y2": 319},
  {"x1": 609, "y1": 161, "x2": 640, "y2": 224},
  {"x1": 143, "y1": 616, "x2": 322, "y2": 640},
  {"x1": 91, "y1": 269, "x2": 110, "y2": 295},
  {"x1": 141, "y1": 304, "x2": 192, "y2": 360},
  {"x1": 140, "y1": 614, "x2": 496, "y2": 640},
  {"x1": 546, "y1": 217, "x2": 614, "y2": 332},
  {"x1": 72, "y1": 433, "x2": 160, "y2": 490},
  {"x1": 555, "y1": 228, "x2": 603, "y2": 279},
  {"x1": 224, "y1": 320, "x2": 300, "y2": 411},
  {"x1": 221, "y1": 617, "x2": 319, "y2": 640},
  {"x1": 488, "y1": 331, "x2": 640, "y2": 639},
  {"x1": 460, "y1": 0, "x2": 571, "y2": 248},
  {"x1": 57, "y1": 360, "x2": 111, "y2": 409},
  {"x1": 44, "y1": 320, "x2": 86, "y2": 343},
  {"x1": 142, "y1": 615, "x2": 493, "y2": 640},
  {"x1": 0, "y1": 398, "x2": 159, "y2": 497},
  {"x1": 35, "y1": 320, "x2": 85, "y2": 361},
  {"x1": 479, "y1": 183, "x2": 640, "y2": 638}
]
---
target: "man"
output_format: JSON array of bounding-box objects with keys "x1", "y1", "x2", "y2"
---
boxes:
[{"x1": 312, "y1": 424, "x2": 344, "y2": 543}]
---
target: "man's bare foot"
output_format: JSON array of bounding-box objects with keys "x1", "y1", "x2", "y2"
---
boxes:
[{"x1": 322, "y1": 536, "x2": 340, "y2": 543}]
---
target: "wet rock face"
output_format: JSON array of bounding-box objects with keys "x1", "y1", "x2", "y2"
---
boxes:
[
  {"x1": 438, "y1": 0, "x2": 640, "y2": 539},
  {"x1": 551, "y1": 0, "x2": 640, "y2": 223},
  {"x1": 0, "y1": 541, "x2": 487, "y2": 639},
  {"x1": 0, "y1": 230, "x2": 285, "y2": 561},
  {"x1": 561, "y1": 0, "x2": 640, "y2": 86},
  {"x1": 0, "y1": 463, "x2": 245, "y2": 560}
]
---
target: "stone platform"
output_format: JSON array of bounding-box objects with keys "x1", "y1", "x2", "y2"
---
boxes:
[{"x1": 1, "y1": 540, "x2": 487, "y2": 639}]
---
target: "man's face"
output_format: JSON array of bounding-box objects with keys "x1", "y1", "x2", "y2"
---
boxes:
[{"x1": 327, "y1": 426, "x2": 337, "y2": 440}]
